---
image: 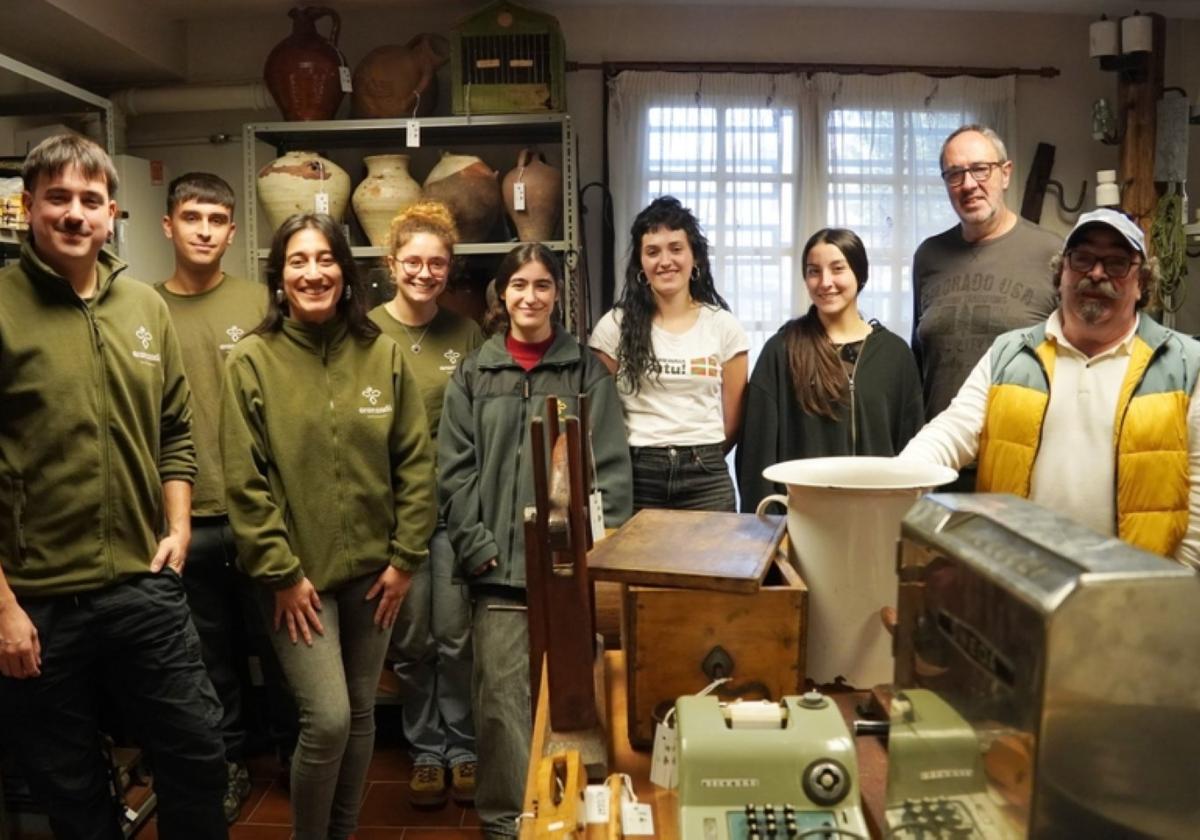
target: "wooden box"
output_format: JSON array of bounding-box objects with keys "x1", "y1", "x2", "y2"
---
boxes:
[{"x1": 589, "y1": 510, "x2": 808, "y2": 748}]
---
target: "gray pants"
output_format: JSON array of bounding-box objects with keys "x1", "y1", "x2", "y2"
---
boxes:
[
  {"x1": 266, "y1": 571, "x2": 391, "y2": 840},
  {"x1": 471, "y1": 588, "x2": 531, "y2": 838},
  {"x1": 391, "y1": 526, "x2": 476, "y2": 768}
]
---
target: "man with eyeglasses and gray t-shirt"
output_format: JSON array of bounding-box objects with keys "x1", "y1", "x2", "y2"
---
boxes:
[{"x1": 911, "y1": 125, "x2": 1059, "y2": 440}]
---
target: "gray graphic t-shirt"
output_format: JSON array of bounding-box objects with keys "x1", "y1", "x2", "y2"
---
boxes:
[{"x1": 912, "y1": 217, "x2": 1060, "y2": 420}]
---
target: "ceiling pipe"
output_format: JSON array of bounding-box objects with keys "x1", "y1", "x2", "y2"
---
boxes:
[{"x1": 109, "y1": 81, "x2": 274, "y2": 116}]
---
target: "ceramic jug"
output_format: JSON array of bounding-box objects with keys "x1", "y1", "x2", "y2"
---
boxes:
[
  {"x1": 263, "y1": 6, "x2": 345, "y2": 121},
  {"x1": 423, "y1": 152, "x2": 502, "y2": 243},
  {"x1": 257, "y1": 151, "x2": 351, "y2": 231},
  {"x1": 502, "y1": 148, "x2": 562, "y2": 242},
  {"x1": 352, "y1": 155, "x2": 422, "y2": 248},
  {"x1": 352, "y1": 34, "x2": 450, "y2": 119}
]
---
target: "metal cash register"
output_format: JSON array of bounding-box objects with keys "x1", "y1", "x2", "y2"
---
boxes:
[{"x1": 892, "y1": 493, "x2": 1200, "y2": 839}]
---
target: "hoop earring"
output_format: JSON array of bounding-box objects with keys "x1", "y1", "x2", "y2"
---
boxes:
[
  {"x1": 343, "y1": 285, "x2": 353, "y2": 301},
  {"x1": 273, "y1": 288, "x2": 284, "y2": 304},
  {"x1": 690, "y1": 266, "x2": 700, "y2": 283},
  {"x1": 636, "y1": 270, "x2": 648, "y2": 285}
]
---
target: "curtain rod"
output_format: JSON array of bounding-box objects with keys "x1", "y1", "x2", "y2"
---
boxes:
[{"x1": 569, "y1": 61, "x2": 1059, "y2": 79}]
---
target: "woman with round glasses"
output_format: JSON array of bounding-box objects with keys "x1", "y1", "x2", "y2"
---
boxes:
[
  {"x1": 368, "y1": 200, "x2": 483, "y2": 808},
  {"x1": 589, "y1": 196, "x2": 748, "y2": 512},
  {"x1": 222, "y1": 213, "x2": 436, "y2": 839}
]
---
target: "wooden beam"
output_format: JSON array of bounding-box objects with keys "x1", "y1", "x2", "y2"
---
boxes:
[{"x1": 1117, "y1": 13, "x2": 1166, "y2": 241}]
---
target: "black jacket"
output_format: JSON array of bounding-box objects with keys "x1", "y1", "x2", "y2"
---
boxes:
[{"x1": 736, "y1": 321, "x2": 924, "y2": 512}]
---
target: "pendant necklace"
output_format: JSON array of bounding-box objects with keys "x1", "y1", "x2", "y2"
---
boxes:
[{"x1": 400, "y1": 321, "x2": 432, "y2": 354}]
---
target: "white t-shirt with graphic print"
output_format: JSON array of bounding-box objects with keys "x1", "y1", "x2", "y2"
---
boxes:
[{"x1": 589, "y1": 304, "x2": 748, "y2": 447}]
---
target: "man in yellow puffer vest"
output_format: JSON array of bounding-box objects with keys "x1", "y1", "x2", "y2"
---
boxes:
[{"x1": 901, "y1": 208, "x2": 1200, "y2": 568}]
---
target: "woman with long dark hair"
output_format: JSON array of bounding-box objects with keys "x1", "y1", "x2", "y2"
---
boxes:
[
  {"x1": 221, "y1": 213, "x2": 436, "y2": 840},
  {"x1": 589, "y1": 196, "x2": 748, "y2": 511},
  {"x1": 736, "y1": 228, "x2": 924, "y2": 512},
  {"x1": 439, "y1": 243, "x2": 632, "y2": 838}
]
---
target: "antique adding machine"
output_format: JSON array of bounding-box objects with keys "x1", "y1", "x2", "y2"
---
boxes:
[
  {"x1": 676, "y1": 693, "x2": 869, "y2": 840},
  {"x1": 892, "y1": 493, "x2": 1200, "y2": 839}
]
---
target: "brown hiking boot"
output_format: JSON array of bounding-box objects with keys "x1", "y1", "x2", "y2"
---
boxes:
[
  {"x1": 410, "y1": 763, "x2": 447, "y2": 808},
  {"x1": 450, "y1": 760, "x2": 476, "y2": 806}
]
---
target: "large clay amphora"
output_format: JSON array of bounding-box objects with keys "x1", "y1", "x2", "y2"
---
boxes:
[
  {"x1": 263, "y1": 6, "x2": 345, "y2": 121},
  {"x1": 352, "y1": 34, "x2": 450, "y2": 119},
  {"x1": 423, "y1": 153, "x2": 501, "y2": 243},
  {"x1": 502, "y1": 148, "x2": 562, "y2": 242},
  {"x1": 257, "y1": 151, "x2": 350, "y2": 232},
  {"x1": 352, "y1": 155, "x2": 422, "y2": 248}
]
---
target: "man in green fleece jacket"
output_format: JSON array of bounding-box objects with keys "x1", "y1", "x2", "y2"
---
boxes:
[{"x1": 0, "y1": 135, "x2": 227, "y2": 838}]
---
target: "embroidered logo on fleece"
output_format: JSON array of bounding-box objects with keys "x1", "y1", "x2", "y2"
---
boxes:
[
  {"x1": 132, "y1": 326, "x2": 161, "y2": 364},
  {"x1": 359, "y1": 385, "x2": 392, "y2": 416}
]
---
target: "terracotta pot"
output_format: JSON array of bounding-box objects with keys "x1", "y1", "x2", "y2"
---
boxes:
[
  {"x1": 352, "y1": 155, "x2": 422, "y2": 248},
  {"x1": 502, "y1": 148, "x2": 562, "y2": 242},
  {"x1": 263, "y1": 6, "x2": 345, "y2": 121},
  {"x1": 422, "y1": 153, "x2": 502, "y2": 243},
  {"x1": 256, "y1": 151, "x2": 350, "y2": 232},
  {"x1": 352, "y1": 33, "x2": 450, "y2": 119}
]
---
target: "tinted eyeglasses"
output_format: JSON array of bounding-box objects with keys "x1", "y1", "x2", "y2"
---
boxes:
[
  {"x1": 395, "y1": 256, "x2": 450, "y2": 277},
  {"x1": 940, "y1": 161, "x2": 1005, "y2": 187},
  {"x1": 1066, "y1": 250, "x2": 1140, "y2": 278}
]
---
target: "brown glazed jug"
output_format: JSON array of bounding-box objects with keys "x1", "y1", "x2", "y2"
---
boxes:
[
  {"x1": 502, "y1": 148, "x2": 562, "y2": 242},
  {"x1": 352, "y1": 34, "x2": 450, "y2": 119},
  {"x1": 423, "y1": 153, "x2": 502, "y2": 243},
  {"x1": 264, "y1": 6, "x2": 345, "y2": 121}
]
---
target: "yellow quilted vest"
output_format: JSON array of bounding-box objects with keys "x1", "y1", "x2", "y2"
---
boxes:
[{"x1": 977, "y1": 318, "x2": 1196, "y2": 557}]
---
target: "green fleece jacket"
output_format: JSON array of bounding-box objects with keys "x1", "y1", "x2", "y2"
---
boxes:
[
  {"x1": 221, "y1": 317, "x2": 435, "y2": 591},
  {"x1": 438, "y1": 329, "x2": 633, "y2": 588},
  {"x1": 0, "y1": 244, "x2": 196, "y2": 596}
]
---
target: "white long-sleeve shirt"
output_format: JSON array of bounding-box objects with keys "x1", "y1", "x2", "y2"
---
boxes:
[{"x1": 900, "y1": 311, "x2": 1200, "y2": 569}]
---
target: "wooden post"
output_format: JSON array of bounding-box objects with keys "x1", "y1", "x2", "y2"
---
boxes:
[{"x1": 1116, "y1": 12, "x2": 1166, "y2": 241}]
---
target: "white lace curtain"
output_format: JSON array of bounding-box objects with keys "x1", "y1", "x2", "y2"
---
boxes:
[{"x1": 606, "y1": 69, "x2": 1015, "y2": 353}]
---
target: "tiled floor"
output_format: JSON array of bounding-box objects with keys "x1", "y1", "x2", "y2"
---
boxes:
[{"x1": 135, "y1": 741, "x2": 484, "y2": 840}]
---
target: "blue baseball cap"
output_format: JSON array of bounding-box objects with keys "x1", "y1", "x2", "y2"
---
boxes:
[{"x1": 1066, "y1": 208, "x2": 1146, "y2": 255}]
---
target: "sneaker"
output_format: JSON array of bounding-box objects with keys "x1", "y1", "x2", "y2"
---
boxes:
[
  {"x1": 222, "y1": 761, "x2": 251, "y2": 824},
  {"x1": 450, "y1": 760, "x2": 476, "y2": 806},
  {"x1": 410, "y1": 763, "x2": 448, "y2": 808}
]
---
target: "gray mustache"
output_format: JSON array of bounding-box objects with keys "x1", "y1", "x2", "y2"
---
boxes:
[{"x1": 1076, "y1": 277, "x2": 1121, "y2": 299}]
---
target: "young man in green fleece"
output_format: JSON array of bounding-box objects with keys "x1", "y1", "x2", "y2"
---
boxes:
[
  {"x1": 0, "y1": 135, "x2": 227, "y2": 838},
  {"x1": 156, "y1": 172, "x2": 284, "y2": 824}
]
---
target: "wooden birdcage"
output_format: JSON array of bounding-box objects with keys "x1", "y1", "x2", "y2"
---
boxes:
[{"x1": 451, "y1": 0, "x2": 566, "y2": 115}]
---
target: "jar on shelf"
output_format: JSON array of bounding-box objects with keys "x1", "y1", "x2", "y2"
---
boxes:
[{"x1": 257, "y1": 150, "x2": 351, "y2": 232}]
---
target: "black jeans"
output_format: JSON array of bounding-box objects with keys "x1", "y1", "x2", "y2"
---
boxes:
[
  {"x1": 184, "y1": 516, "x2": 297, "y2": 764},
  {"x1": 0, "y1": 573, "x2": 228, "y2": 839},
  {"x1": 631, "y1": 443, "x2": 737, "y2": 512}
]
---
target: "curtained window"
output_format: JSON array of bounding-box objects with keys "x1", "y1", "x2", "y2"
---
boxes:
[{"x1": 607, "y1": 70, "x2": 1015, "y2": 356}]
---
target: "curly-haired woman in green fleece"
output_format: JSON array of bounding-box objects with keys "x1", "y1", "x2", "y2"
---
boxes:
[{"x1": 221, "y1": 213, "x2": 435, "y2": 840}]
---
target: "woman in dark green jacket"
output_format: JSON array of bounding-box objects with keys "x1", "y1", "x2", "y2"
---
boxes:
[
  {"x1": 221, "y1": 214, "x2": 435, "y2": 840},
  {"x1": 736, "y1": 228, "x2": 924, "y2": 512},
  {"x1": 438, "y1": 243, "x2": 632, "y2": 837}
]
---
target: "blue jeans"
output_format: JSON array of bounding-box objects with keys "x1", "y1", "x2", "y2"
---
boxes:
[
  {"x1": 631, "y1": 443, "x2": 736, "y2": 512},
  {"x1": 391, "y1": 527, "x2": 476, "y2": 768},
  {"x1": 0, "y1": 573, "x2": 227, "y2": 839},
  {"x1": 470, "y1": 587, "x2": 530, "y2": 838},
  {"x1": 264, "y1": 571, "x2": 392, "y2": 840}
]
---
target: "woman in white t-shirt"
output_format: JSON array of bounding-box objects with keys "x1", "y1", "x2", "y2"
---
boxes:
[{"x1": 590, "y1": 196, "x2": 748, "y2": 511}]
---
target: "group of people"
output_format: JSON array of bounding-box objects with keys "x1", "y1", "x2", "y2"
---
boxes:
[{"x1": 2, "y1": 120, "x2": 1198, "y2": 840}]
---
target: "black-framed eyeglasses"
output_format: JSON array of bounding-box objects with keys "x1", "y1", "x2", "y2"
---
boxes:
[
  {"x1": 395, "y1": 256, "x2": 450, "y2": 278},
  {"x1": 1066, "y1": 250, "x2": 1140, "y2": 278},
  {"x1": 940, "y1": 161, "x2": 1005, "y2": 187}
]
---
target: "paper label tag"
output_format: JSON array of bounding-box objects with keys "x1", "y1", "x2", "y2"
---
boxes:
[
  {"x1": 621, "y1": 802, "x2": 655, "y2": 836},
  {"x1": 583, "y1": 785, "x2": 611, "y2": 824},
  {"x1": 338, "y1": 65, "x2": 353, "y2": 93},
  {"x1": 314, "y1": 191, "x2": 330, "y2": 214},
  {"x1": 589, "y1": 489, "x2": 606, "y2": 543},
  {"x1": 406, "y1": 119, "x2": 421, "y2": 148},
  {"x1": 514, "y1": 180, "x2": 527, "y2": 211},
  {"x1": 649, "y1": 719, "x2": 677, "y2": 789}
]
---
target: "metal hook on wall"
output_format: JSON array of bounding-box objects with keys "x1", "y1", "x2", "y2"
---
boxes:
[{"x1": 1046, "y1": 178, "x2": 1088, "y2": 214}]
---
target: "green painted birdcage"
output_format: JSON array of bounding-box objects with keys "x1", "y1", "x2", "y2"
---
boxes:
[{"x1": 451, "y1": 0, "x2": 566, "y2": 115}]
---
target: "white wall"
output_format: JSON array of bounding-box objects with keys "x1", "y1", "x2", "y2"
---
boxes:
[{"x1": 122, "y1": 3, "x2": 1198, "y2": 327}]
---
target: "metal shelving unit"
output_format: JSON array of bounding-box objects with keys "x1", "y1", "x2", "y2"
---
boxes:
[{"x1": 242, "y1": 113, "x2": 583, "y2": 333}]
